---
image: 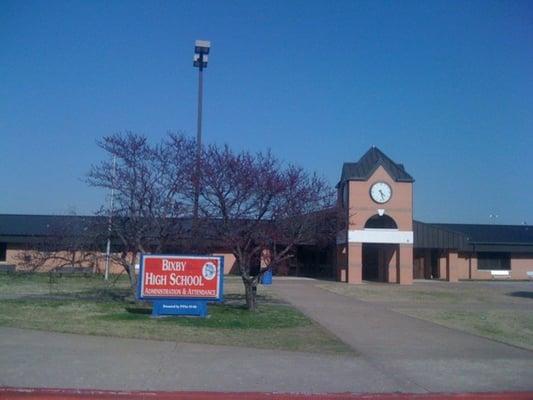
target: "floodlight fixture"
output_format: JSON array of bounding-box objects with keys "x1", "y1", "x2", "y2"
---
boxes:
[
  {"x1": 193, "y1": 40, "x2": 211, "y2": 69},
  {"x1": 195, "y1": 40, "x2": 211, "y2": 54}
]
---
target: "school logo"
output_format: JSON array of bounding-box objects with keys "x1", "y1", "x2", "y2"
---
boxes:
[{"x1": 202, "y1": 262, "x2": 217, "y2": 280}]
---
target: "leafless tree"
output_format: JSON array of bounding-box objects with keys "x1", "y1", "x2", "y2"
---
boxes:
[
  {"x1": 199, "y1": 145, "x2": 335, "y2": 311},
  {"x1": 86, "y1": 132, "x2": 197, "y2": 289},
  {"x1": 14, "y1": 216, "x2": 101, "y2": 273},
  {"x1": 86, "y1": 133, "x2": 334, "y2": 307}
]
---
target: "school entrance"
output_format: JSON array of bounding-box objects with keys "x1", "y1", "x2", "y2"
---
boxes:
[
  {"x1": 335, "y1": 147, "x2": 415, "y2": 285},
  {"x1": 362, "y1": 243, "x2": 399, "y2": 282},
  {"x1": 361, "y1": 214, "x2": 400, "y2": 282}
]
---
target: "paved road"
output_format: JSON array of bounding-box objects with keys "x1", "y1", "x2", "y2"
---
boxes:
[
  {"x1": 1, "y1": 278, "x2": 532, "y2": 394},
  {"x1": 271, "y1": 279, "x2": 533, "y2": 393},
  {"x1": 0, "y1": 326, "x2": 417, "y2": 393}
]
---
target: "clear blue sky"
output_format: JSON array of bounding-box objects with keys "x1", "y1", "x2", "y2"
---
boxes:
[{"x1": 1, "y1": 0, "x2": 532, "y2": 224}]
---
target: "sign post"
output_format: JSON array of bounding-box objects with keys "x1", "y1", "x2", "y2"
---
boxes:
[{"x1": 137, "y1": 254, "x2": 223, "y2": 317}]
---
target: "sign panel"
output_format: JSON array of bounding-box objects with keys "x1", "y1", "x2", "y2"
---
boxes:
[
  {"x1": 137, "y1": 255, "x2": 223, "y2": 301},
  {"x1": 152, "y1": 299, "x2": 207, "y2": 317}
]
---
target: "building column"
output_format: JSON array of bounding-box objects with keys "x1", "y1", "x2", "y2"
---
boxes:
[
  {"x1": 446, "y1": 252, "x2": 459, "y2": 282},
  {"x1": 336, "y1": 244, "x2": 347, "y2": 282},
  {"x1": 347, "y1": 243, "x2": 362, "y2": 284},
  {"x1": 398, "y1": 244, "x2": 413, "y2": 285},
  {"x1": 388, "y1": 246, "x2": 398, "y2": 283},
  {"x1": 439, "y1": 252, "x2": 447, "y2": 280}
]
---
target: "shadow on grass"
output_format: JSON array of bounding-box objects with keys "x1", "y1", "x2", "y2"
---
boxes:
[
  {"x1": 508, "y1": 291, "x2": 533, "y2": 299},
  {"x1": 6, "y1": 287, "x2": 133, "y2": 303},
  {"x1": 125, "y1": 306, "x2": 152, "y2": 315},
  {"x1": 223, "y1": 293, "x2": 286, "y2": 305},
  {"x1": 123, "y1": 301, "x2": 255, "y2": 315},
  {"x1": 116, "y1": 301, "x2": 306, "y2": 330}
]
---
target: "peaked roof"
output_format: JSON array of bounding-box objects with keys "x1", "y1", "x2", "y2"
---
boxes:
[{"x1": 338, "y1": 147, "x2": 414, "y2": 186}]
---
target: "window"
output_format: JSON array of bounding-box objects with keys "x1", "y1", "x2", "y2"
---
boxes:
[
  {"x1": 0, "y1": 243, "x2": 6, "y2": 262},
  {"x1": 477, "y1": 252, "x2": 510, "y2": 270},
  {"x1": 364, "y1": 214, "x2": 398, "y2": 229}
]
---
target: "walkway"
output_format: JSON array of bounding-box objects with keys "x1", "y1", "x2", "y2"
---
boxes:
[{"x1": 271, "y1": 279, "x2": 533, "y2": 393}]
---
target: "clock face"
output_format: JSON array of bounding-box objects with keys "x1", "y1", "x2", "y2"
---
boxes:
[{"x1": 370, "y1": 182, "x2": 392, "y2": 204}]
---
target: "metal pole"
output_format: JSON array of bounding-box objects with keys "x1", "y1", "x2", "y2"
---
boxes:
[
  {"x1": 104, "y1": 155, "x2": 116, "y2": 280},
  {"x1": 193, "y1": 62, "x2": 203, "y2": 222}
]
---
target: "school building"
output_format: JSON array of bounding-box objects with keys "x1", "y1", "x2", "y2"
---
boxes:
[
  {"x1": 1, "y1": 147, "x2": 532, "y2": 282},
  {"x1": 333, "y1": 147, "x2": 533, "y2": 283}
]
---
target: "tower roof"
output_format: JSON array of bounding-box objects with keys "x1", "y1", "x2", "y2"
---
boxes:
[{"x1": 338, "y1": 146, "x2": 414, "y2": 186}]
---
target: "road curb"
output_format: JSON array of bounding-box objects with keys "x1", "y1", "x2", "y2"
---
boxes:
[{"x1": 1, "y1": 387, "x2": 532, "y2": 400}]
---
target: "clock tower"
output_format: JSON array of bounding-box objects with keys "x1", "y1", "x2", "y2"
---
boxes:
[{"x1": 336, "y1": 147, "x2": 414, "y2": 284}]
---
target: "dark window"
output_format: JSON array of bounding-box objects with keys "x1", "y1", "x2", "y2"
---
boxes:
[
  {"x1": 364, "y1": 214, "x2": 398, "y2": 229},
  {"x1": 477, "y1": 252, "x2": 510, "y2": 270},
  {"x1": 0, "y1": 243, "x2": 6, "y2": 262}
]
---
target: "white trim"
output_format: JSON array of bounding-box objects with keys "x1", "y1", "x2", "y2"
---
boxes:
[
  {"x1": 490, "y1": 270, "x2": 510, "y2": 279},
  {"x1": 347, "y1": 229, "x2": 413, "y2": 244}
]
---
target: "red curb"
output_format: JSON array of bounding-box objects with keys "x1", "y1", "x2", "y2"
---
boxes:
[{"x1": 1, "y1": 387, "x2": 533, "y2": 400}]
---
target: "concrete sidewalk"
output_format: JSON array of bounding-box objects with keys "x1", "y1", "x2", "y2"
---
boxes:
[
  {"x1": 0, "y1": 326, "x2": 415, "y2": 393},
  {"x1": 271, "y1": 279, "x2": 533, "y2": 393}
]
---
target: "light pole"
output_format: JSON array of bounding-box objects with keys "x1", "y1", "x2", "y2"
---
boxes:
[
  {"x1": 104, "y1": 155, "x2": 116, "y2": 281},
  {"x1": 192, "y1": 40, "x2": 210, "y2": 222}
]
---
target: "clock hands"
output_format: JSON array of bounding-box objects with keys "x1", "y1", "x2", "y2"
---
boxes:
[{"x1": 371, "y1": 183, "x2": 391, "y2": 203}]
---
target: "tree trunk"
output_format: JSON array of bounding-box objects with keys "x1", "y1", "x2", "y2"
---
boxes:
[
  {"x1": 126, "y1": 265, "x2": 137, "y2": 292},
  {"x1": 243, "y1": 278, "x2": 257, "y2": 311}
]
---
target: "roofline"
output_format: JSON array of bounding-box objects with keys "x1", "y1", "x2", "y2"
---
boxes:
[
  {"x1": 420, "y1": 221, "x2": 531, "y2": 229},
  {"x1": 468, "y1": 241, "x2": 533, "y2": 246},
  {"x1": 338, "y1": 159, "x2": 415, "y2": 186},
  {"x1": 365, "y1": 160, "x2": 414, "y2": 183},
  {"x1": 337, "y1": 176, "x2": 415, "y2": 187}
]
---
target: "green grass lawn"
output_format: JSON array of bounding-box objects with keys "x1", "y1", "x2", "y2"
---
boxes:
[
  {"x1": 316, "y1": 280, "x2": 532, "y2": 305},
  {"x1": 0, "y1": 272, "x2": 124, "y2": 297},
  {"x1": 399, "y1": 308, "x2": 533, "y2": 350},
  {"x1": 0, "y1": 273, "x2": 352, "y2": 354}
]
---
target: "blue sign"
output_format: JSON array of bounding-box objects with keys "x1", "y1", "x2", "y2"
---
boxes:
[{"x1": 152, "y1": 299, "x2": 208, "y2": 317}]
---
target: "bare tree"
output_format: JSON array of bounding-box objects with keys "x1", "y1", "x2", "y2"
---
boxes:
[
  {"x1": 199, "y1": 145, "x2": 335, "y2": 311},
  {"x1": 14, "y1": 216, "x2": 101, "y2": 273},
  {"x1": 86, "y1": 132, "x2": 196, "y2": 289},
  {"x1": 86, "y1": 133, "x2": 334, "y2": 307}
]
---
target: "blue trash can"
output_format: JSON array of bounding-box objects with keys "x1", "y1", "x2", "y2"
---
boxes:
[{"x1": 261, "y1": 269, "x2": 273, "y2": 285}]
